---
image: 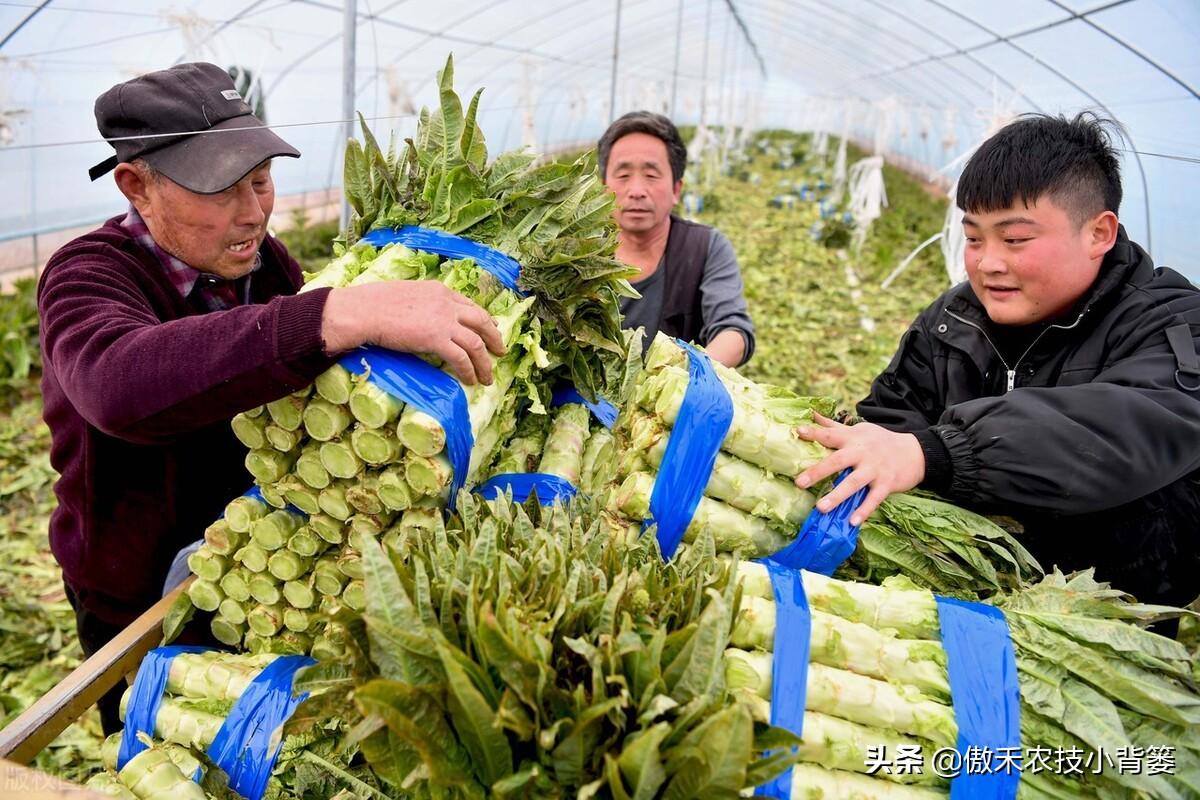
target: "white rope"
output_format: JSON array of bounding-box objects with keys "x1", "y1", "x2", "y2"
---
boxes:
[{"x1": 847, "y1": 155, "x2": 887, "y2": 253}]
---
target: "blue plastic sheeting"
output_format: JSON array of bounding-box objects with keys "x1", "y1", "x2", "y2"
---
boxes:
[
  {"x1": 755, "y1": 561, "x2": 813, "y2": 798},
  {"x1": 339, "y1": 346, "x2": 473, "y2": 508},
  {"x1": 769, "y1": 470, "x2": 868, "y2": 574},
  {"x1": 361, "y1": 226, "x2": 523, "y2": 294},
  {"x1": 936, "y1": 597, "x2": 1022, "y2": 799},
  {"x1": 644, "y1": 341, "x2": 733, "y2": 559},
  {"x1": 117, "y1": 645, "x2": 214, "y2": 771},
  {"x1": 207, "y1": 654, "x2": 316, "y2": 800},
  {"x1": 550, "y1": 385, "x2": 619, "y2": 429},
  {"x1": 473, "y1": 472, "x2": 578, "y2": 505}
]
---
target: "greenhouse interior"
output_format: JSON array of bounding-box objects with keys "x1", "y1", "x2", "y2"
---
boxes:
[{"x1": 0, "y1": 1, "x2": 1198, "y2": 798}]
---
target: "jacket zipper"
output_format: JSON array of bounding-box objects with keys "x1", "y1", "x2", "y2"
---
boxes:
[{"x1": 944, "y1": 309, "x2": 1088, "y2": 393}]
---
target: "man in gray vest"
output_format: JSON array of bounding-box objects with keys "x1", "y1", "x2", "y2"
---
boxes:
[{"x1": 598, "y1": 112, "x2": 755, "y2": 368}]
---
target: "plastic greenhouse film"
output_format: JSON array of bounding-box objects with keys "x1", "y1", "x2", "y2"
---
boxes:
[
  {"x1": 935, "y1": 597, "x2": 1021, "y2": 799},
  {"x1": 361, "y1": 226, "x2": 523, "y2": 294},
  {"x1": 770, "y1": 470, "x2": 867, "y2": 574},
  {"x1": 646, "y1": 341, "x2": 733, "y2": 559},
  {"x1": 473, "y1": 472, "x2": 578, "y2": 505},
  {"x1": 339, "y1": 346, "x2": 473, "y2": 507},
  {"x1": 205, "y1": 654, "x2": 315, "y2": 800},
  {"x1": 551, "y1": 384, "x2": 619, "y2": 429},
  {"x1": 755, "y1": 561, "x2": 812, "y2": 799},
  {"x1": 117, "y1": 646, "x2": 215, "y2": 771}
]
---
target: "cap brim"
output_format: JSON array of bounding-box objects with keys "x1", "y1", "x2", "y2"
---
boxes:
[{"x1": 142, "y1": 115, "x2": 300, "y2": 194}]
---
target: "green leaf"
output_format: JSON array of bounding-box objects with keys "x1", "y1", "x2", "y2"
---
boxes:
[
  {"x1": 661, "y1": 703, "x2": 752, "y2": 800},
  {"x1": 354, "y1": 679, "x2": 483, "y2": 795},
  {"x1": 160, "y1": 590, "x2": 195, "y2": 645},
  {"x1": 436, "y1": 54, "x2": 465, "y2": 166},
  {"x1": 1012, "y1": 617, "x2": 1200, "y2": 726},
  {"x1": 616, "y1": 722, "x2": 670, "y2": 800},
  {"x1": 1016, "y1": 609, "x2": 1193, "y2": 679},
  {"x1": 460, "y1": 88, "x2": 487, "y2": 168},
  {"x1": 433, "y1": 636, "x2": 514, "y2": 786},
  {"x1": 551, "y1": 698, "x2": 625, "y2": 788},
  {"x1": 664, "y1": 589, "x2": 731, "y2": 703},
  {"x1": 360, "y1": 539, "x2": 434, "y2": 684}
]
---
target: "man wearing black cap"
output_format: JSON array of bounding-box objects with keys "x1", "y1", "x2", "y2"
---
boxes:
[{"x1": 39, "y1": 63, "x2": 504, "y2": 732}]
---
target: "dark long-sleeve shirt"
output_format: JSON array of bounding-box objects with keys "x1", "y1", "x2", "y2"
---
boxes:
[{"x1": 38, "y1": 216, "x2": 337, "y2": 625}]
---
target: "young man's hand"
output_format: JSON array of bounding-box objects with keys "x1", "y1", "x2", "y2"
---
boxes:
[
  {"x1": 321, "y1": 281, "x2": 506, "y2": 385},
  {"x1": 794, "y1": 414, "x2": 926, "y2": 526}
]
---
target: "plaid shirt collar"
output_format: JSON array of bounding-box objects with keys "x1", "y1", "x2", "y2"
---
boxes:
[{"x1": 119, "y1": 206, "x2": 260, "y2": 311}]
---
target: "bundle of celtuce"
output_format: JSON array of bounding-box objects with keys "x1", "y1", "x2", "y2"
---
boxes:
[
  {"x1": 487, "y1": 400, "x2": 615, "y2": 496},
  {"x1": 84, "y1": 651, "x2": 371, "y2": 800},
  {"x1": 608, "y1": 333, "x2": 1041, "y2": 598},
  {"x1": 725, "y1": 562, "x2": 1200, "y2": 799},
  {"x1": 184, "y1": 56, "x2": 637, "y2": 654},
  {"x1": 285, "y1": 494, "x2": 801, "y2": 799},
  {"x1": 340, "y1": 53, "x2": 637, "y2": 400}
]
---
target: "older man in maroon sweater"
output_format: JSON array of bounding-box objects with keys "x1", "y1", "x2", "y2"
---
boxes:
[{"x1": 39, "y1": 63, "x2": 504, "y2": 732}]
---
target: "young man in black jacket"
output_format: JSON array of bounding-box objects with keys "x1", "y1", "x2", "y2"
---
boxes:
[{"x1": 794, "y1": 113, "x2": 1200, "y2": 606}]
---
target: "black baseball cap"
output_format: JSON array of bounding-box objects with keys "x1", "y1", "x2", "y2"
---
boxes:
[{"x1": 89, "y1": 62, "x2": 299, "y2": 194}]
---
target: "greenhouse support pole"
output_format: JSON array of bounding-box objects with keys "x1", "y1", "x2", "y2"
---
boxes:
[
  {"x1": 669, "y1": 0, "x2": 683, "y2": 118},
  {"x1": 699, "y1": 0, "x2": 713, "y2": 127},
  {"x1": 340, "y1": 0, "x2": 358, "y2": 230},
  {"x1": 609, "y1": 0, "x2": 623, "y2": 122}
]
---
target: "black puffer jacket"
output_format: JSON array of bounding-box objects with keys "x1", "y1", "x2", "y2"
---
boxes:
[{"x1": 858, "y1": 228, "x2": 1200, "y2": 606}]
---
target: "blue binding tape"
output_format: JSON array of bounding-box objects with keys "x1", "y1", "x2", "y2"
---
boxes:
[
  {"x1": 117, "y1": 646, "x2": 214, "y2": 771},
  {"x1": 207, "y1": 654, "x2": 316, "y2": 800},
  {"x1": 755, "y1": 561, "x2": 812, "y2": 798},
  {"x1": 769, "y1": 470, "x2": 868, "y2": 574},
  {"x1": 361, "y1": 226, "x2": 523, "y2": 294},
  {"x1": 936, "y1": 598, "x2": 1022, "y2": 799},
  {"x1": 551, "y1": 385, "x2": 618, "y2": 430},
  {"x1": 645, "y1": 341, "x2": 733, "y2": 559},
  {"x1": 473, "y1": 473, "x2": 578, "y2": 505},
  {"x1": 339, "y1": 346, "x2": 473, "y2": 508}
]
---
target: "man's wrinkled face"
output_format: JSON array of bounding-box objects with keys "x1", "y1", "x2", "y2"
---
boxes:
[
  {"x1": 963, "y1": 197, "x2": 1113, "y2": 326},
  {"x1": 604, "y1": 132, "x2": 682, "y2": 235},
  {"x1": 140, "y1": 160, "x2": 275, "y2": 279}
]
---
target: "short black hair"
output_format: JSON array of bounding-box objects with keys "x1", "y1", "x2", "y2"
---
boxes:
[
  {"x1": 957, "y1": 112, "x2": 1123, "y2": 228},
  {"x1": 597, "y1": 111, "x2": 687, "y2": 183}
]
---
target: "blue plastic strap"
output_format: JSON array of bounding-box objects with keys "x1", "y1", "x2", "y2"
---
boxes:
[
  {"x1": 551, "y1": 385, "x2": 619, "y2": 430},
  {"x1": 473, "y1": 473, "x2": 578, "y2": 505},
  {"x1": 936, "y1": 598, "x2": 1022, "y2": 799},
  {"x1": 769, "y1": 470, "x2": 867, "y2": 574},
  {"x1": 340, "y1": 346, "x2": 473, "y2": 509},
  {"x1": 361, "y1": 226, "x2": 523, "y2": 294},
  {"x1": 644, "y1": 341, "x2": 733, "y2": 559},
  {"x1": 755, "y1": 561, "x2": 812, "y2": 798},
  {"x1": 117, "y1": 646, "x2": 214, "y2": 771},
  {"x1": 206, "y1": 655, "x2": 316, "y2": 800}
]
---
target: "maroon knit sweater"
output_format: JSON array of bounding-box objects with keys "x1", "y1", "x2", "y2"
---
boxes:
[{"x1": 38, "y1": 217, "x2": 337, "y2": 626}]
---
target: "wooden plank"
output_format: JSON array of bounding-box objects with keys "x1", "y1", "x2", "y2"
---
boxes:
[
  {"x1": 0, "y1": 758, "x2": 113, "y2": 798},
  {"x1": 0, "y1": 580, "x2": 192, "y2": 765}
]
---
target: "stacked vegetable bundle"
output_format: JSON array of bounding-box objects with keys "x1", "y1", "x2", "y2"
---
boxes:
[
  {"x1": 724, "y1": 563, "x2": 1200, "y2": 799},
  {"x1": 180, "y1": 56, "x2": 636, "y2": 654},
  {"x1": 486, "y1": 399, "x2": 616, "y2": 496},
  {"x1": 84, "y1": 651, "x2": 367, "y2": 800},
  {"x1": 608, "y1": 334, "x2": 1040, "y2": 598},
  {"x1": 286, "y1": 494, "x2": 800, "y2": 799}
]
